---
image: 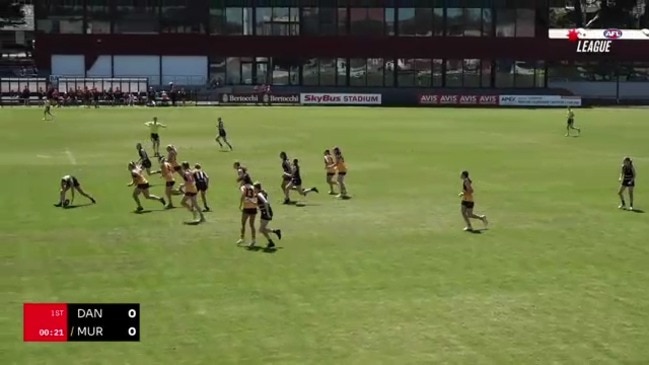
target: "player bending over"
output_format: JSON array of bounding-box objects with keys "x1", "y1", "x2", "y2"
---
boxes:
[{"x1": 54, "y1": 175, "x2": 96, "y2": 207}]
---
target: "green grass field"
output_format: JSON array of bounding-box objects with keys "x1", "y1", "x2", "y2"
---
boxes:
[{"x1": 2, "y1": 106, "x2": 648, "y2": 364}]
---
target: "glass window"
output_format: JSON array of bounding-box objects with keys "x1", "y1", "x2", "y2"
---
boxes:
[
  {"x1": 549, "y1": 0, "x2": 576, "y2": 28},
  {"x1": 226, "y1": 57, "x2": 241, "y2": 84},
  {"x1": 338, "y1": 8, "x2": 348, "y2": 34},
  {"x1": 495, "y1": 59, "x2": 513, "y2": 88},
  {"x1": 432, "y1": 59, "x2": 443, "y2": 86},
  {"x1": 495, "y1": 9, "x2": 515, "y2": 37},
  {"x1": 225, "y1": 8, "x2": 243, "y2": 34},
  {"x1": 514, "y1": 61, "x2": 535, "y2": 87},
  {"x1": 209, "y1": 2, "x2": 225, "y2": 35},
  {"x1": 463, "y1": 59, "x2": 480, "y2": 87},
  {"x1": 384, "y1": 8, "x2": 395, "y2": 35},
  {"x1": 241, "y1": 62, "x2": 253, "y2": 84},
  {"x1": 481, "y1": 7, "x2": 492, "y2": 36},
  {"x1": 384, "y1": 58, "x2": 395, "y2": 87},
  {"x1": 433, "y1": 7, "x2": 444, "y2": 36},
  {"x1": 319, "y1": 7, "x2": 337, "y2": 35},
  {"x1": 303, "y1": 58, "x2": 318, "y2": 85},
  {"x1": 481, "y1": 60, "x2": 492, "y2": 87},
  {"x1": 86, "y1": 0, "x2": 111, "y2": 34},
  {"x1": 413, "y1": 59, "x2": 431, "y2": 87},
  {"x1": 301, "y1": 7, "x2": 319, "y2": 35},
  {"x1": 367, "y1": 58, "x2": 383, "y2": 86},
  {"x1": 445, "y1": 60, "x2": 462, "y2": 87},
  {"x1": 350, "y1": 58, "x2": 367, "y2": 86},
  {"x1": 271, "y1": 58, "x2": 298, "y2": 85},
  {"x1": 397, "y1": 59, "x2": 414, "y2": 87},
  {"x1": 255, "y1": 7, "x2": 272, "y2": 35},
  {"x1": 515, "y1": 9, "x2": 534, "y2": 37},
  {"x1": 464, "y1": 8, "x2": 482, "y2": 36},
  {"x1": 256, "y1": 62, "x2": 269, "y2": 84},
  {"x1": 114, "y1": 0, "x2": 159, "y2": 34},
  {"x1": 337, "y1": 58, "x2": 347, "y2": 86},
  {"x1": 209, "y1": 56, "x2": 226, "y2": 86},
  {"x1": 161, "y1": 0, "x2": 205, "y2": 33},
  {"x1": 350, "y1": 8, "x2": 384, "y2": 35},
  {"x1": 320, "y1": 58, "x2": 336, "y2": 85},
  {"x1": 446, "y1": 8, "x2": 463, "y2": 36},
  {"x1": 36, "y1": 0, "x2": 84, "y2": 34},
  {"x1": 398, "y1": 8, "x2": 433, "y2": 36},
  {"x1": 535, "y1": 61, "x2": 545, "y2": 87}
]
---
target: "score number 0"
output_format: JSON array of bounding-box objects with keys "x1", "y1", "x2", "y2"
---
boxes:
[{"x1": 128, "y1": 308, "x2": 137, "y2": 337}]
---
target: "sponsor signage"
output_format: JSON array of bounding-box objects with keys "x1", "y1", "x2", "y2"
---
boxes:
[
  {"x1": 418, "y1": 94, "x2": 499, "y2": 106},
  {"x1": 219, "y1": 93, "x2": 300, "y2": 105},
  {"x1": 548, "y1": 28, "x2": 649, "y2": 40},
  {"x1": 300, "y1": 93, "x2": 382, "y2": 105},
  {"x1": 498, "y1": 95, "x2": 582, "y2": 107}
]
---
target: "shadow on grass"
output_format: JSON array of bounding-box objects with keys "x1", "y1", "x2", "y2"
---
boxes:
[
  {"x1": 133, "y1": 210, "x2": 153, "y2": 214},
  {"x1": 629, "y1": 209, "x2": 644, "y2": 213},
  {"x1": 241, "y1": 245, "x2": 282, "y2": 254},
  {"x1": 466, "y1": 228, "x2": 487, "y2": 234},
  {"x1": 64, "y1": 203, "x2": 94, "y2": 209}
]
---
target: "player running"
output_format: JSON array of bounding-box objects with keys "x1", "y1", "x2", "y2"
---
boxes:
[
  {"x1": 565, "y1": 106, "x2": 580, "y2": 137},
  {"x1": 136, "y1": 143, "x2": 158, "y2": 175},
  {"x1": 618, "y1": 156, "x2": 636, "y2": 211},
  {"x1": 254, "y1": 182, "x2": 281, "y2": 249},
  {"x1": 215, "y1": 117, "x2": 233, "y2": 151},
  {"x1": 43, "y1": 99, "x2": 54, "y2": 121},
  {"x1": 193, "y1": 163, "x2": 210, "y2": 212},
  {"x1": 145, "y1": 117, "x2": 166, "y2": 157}
]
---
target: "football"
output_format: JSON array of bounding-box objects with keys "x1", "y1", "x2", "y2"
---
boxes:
[{"x1": 63, "y1": 199, "x2": 70, "y2": 207}]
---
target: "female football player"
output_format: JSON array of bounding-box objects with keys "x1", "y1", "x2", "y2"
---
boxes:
[
  {"x1": 333, "y1": 146, "x2": 349, "y2": 198},
  {"x1": 215, "y1": 117, "x2": 233, "y2": 151},
  {"x1": 54, "y1": 175, "x2": 96, "y2": 207},
  {"x1": 127, "y1": 162, "x2": 165, "y2": 212},
  {"x1": 618, "y1": 156, "x2": 636, "y2": 210},
  {"x1": 238, "y1": 174, "x2": 257, "y2": 247},
  {"x1": 324, "y1": 149, "x2": 337, "y2": 195},
  {"x1": 180, "y1": 162, "x2": 205, "y2": 223},
  {"x1": 279, "y1": 151, "x2": 292, "y2": 204},
  {"x1": 254, "y1": 181, "x2": 282, "y2": 249},
  {"x1": 459, "y1": 170, "x2": 488, "y2": 231},
  {"x1": 193, "y1": 163, "x2": 210, "y2": 212},
  {"x1": 136, "y1": 143, "x2": 157, "y2": 175},
  {"x1": 286, "y1": 158, "x2": 318, "y2": 200}
]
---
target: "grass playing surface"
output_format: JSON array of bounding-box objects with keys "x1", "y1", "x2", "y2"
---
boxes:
[{"x1": 2, "y1": 106, "x2": 648, "y2": 364}]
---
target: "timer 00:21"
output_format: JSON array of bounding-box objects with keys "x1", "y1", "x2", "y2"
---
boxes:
[{"x1": 39, "y1": 329, "x2": 65, "y2": 336}]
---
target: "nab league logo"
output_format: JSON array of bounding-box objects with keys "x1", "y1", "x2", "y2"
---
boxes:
[{"x1": 567, "y1": 28, "x2": 612, "y2": 53}]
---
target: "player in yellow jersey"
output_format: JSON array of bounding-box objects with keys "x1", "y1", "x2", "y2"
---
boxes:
[
  {"x1": 323, "y1": 149, "x2": 337, "y2": 195},
  {"x1": 333, "y1": 146, "x2": 349, "y2": 198},
  {"x1": 127, "y1": 162, "x2": 165, "y2": 212},
  {"x1": 459, "y1": 170, "x2": 488, "y2": 232},
  {"x1": 180, "y1": 162, "x2": 205, "y2": 223},
  {"x1": 238, "y1": 175, "x2": 257, "y2": 247},
  {"x1": 159, "y1": 157, "x2": 181, "y2": 209},
  {"x1": 565, "y1": 106, "x2": 580, "y2": 137},
  {"x1": 145, "y1": 117, "x2": 166, "y2": 157},
  {"x1": 165, "y1": 144, "x2": 183, "y2": 177}
]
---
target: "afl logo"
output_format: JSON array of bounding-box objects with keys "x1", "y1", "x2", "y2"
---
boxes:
[{"x1": 603, "y1": 28, "x2": 623, "y2": 39}]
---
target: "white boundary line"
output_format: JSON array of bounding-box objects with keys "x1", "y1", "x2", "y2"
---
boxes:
[
  {"x1": 65, "y1": 149, "x2": 77, "y2": 165},
  {"x1": 36, "y1": 154, "x2": 52, "y2": 159}
]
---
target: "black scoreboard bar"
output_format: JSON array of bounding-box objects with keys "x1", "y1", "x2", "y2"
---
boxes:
[{"x1": 67, "y1": 303, "x2": 140, "y2": 342}]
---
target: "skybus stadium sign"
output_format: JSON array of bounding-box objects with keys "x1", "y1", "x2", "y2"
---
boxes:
[{"x1": 548, "y1": 28, "x2": 649, "y2": 53}]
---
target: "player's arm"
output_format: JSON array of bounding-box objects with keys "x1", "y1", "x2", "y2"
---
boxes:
[
  {"x1": 619, "y1": 166, "x2": 624, "y2": 181},
  {"x1": 127, "y1": 173, "x2": 136, "y2": 186}
]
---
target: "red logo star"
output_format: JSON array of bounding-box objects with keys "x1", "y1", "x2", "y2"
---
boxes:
[{"x1": 567, "y1": 29, "x2": 580, "y2": 42}]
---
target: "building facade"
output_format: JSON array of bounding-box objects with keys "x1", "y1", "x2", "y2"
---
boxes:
[{"x1": 33, "y1": 0, "x2": 649, "y2": 91}]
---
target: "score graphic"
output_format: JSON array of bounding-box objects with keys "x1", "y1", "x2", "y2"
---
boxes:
[{"x1": 23, "y1": 303, "x2": 140, "y2": 342}]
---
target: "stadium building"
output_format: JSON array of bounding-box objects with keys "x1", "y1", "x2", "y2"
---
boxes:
[{"x1": 28, "y1": 0, "x2": 649, "y2": 99}]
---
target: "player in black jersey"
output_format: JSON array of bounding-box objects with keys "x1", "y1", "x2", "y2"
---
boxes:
[
  {"x1": 136, "y1": 143, "x2": 158, "y2": 175},
  {"x1": 279, "y1": 151, "x2": 293, "y2": 204},
  {"x1": 287, "y1": 158, "x2": 318, "y2": 201},
  {"x1": 193, "y1": 163, "x2": 210, "y2": 212},
  {"x1": 55, "y1": 175, "x2": 96, "y2": 207},
  {"x1": 618, "y1": 156, "x2": 636, "y2": 210},
  {"x1": 253, "y1": 182, "x2": 282, "y2": 249},
  {"x1": 215, "y1": 117, "x2": 233, "y2": 151}
]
